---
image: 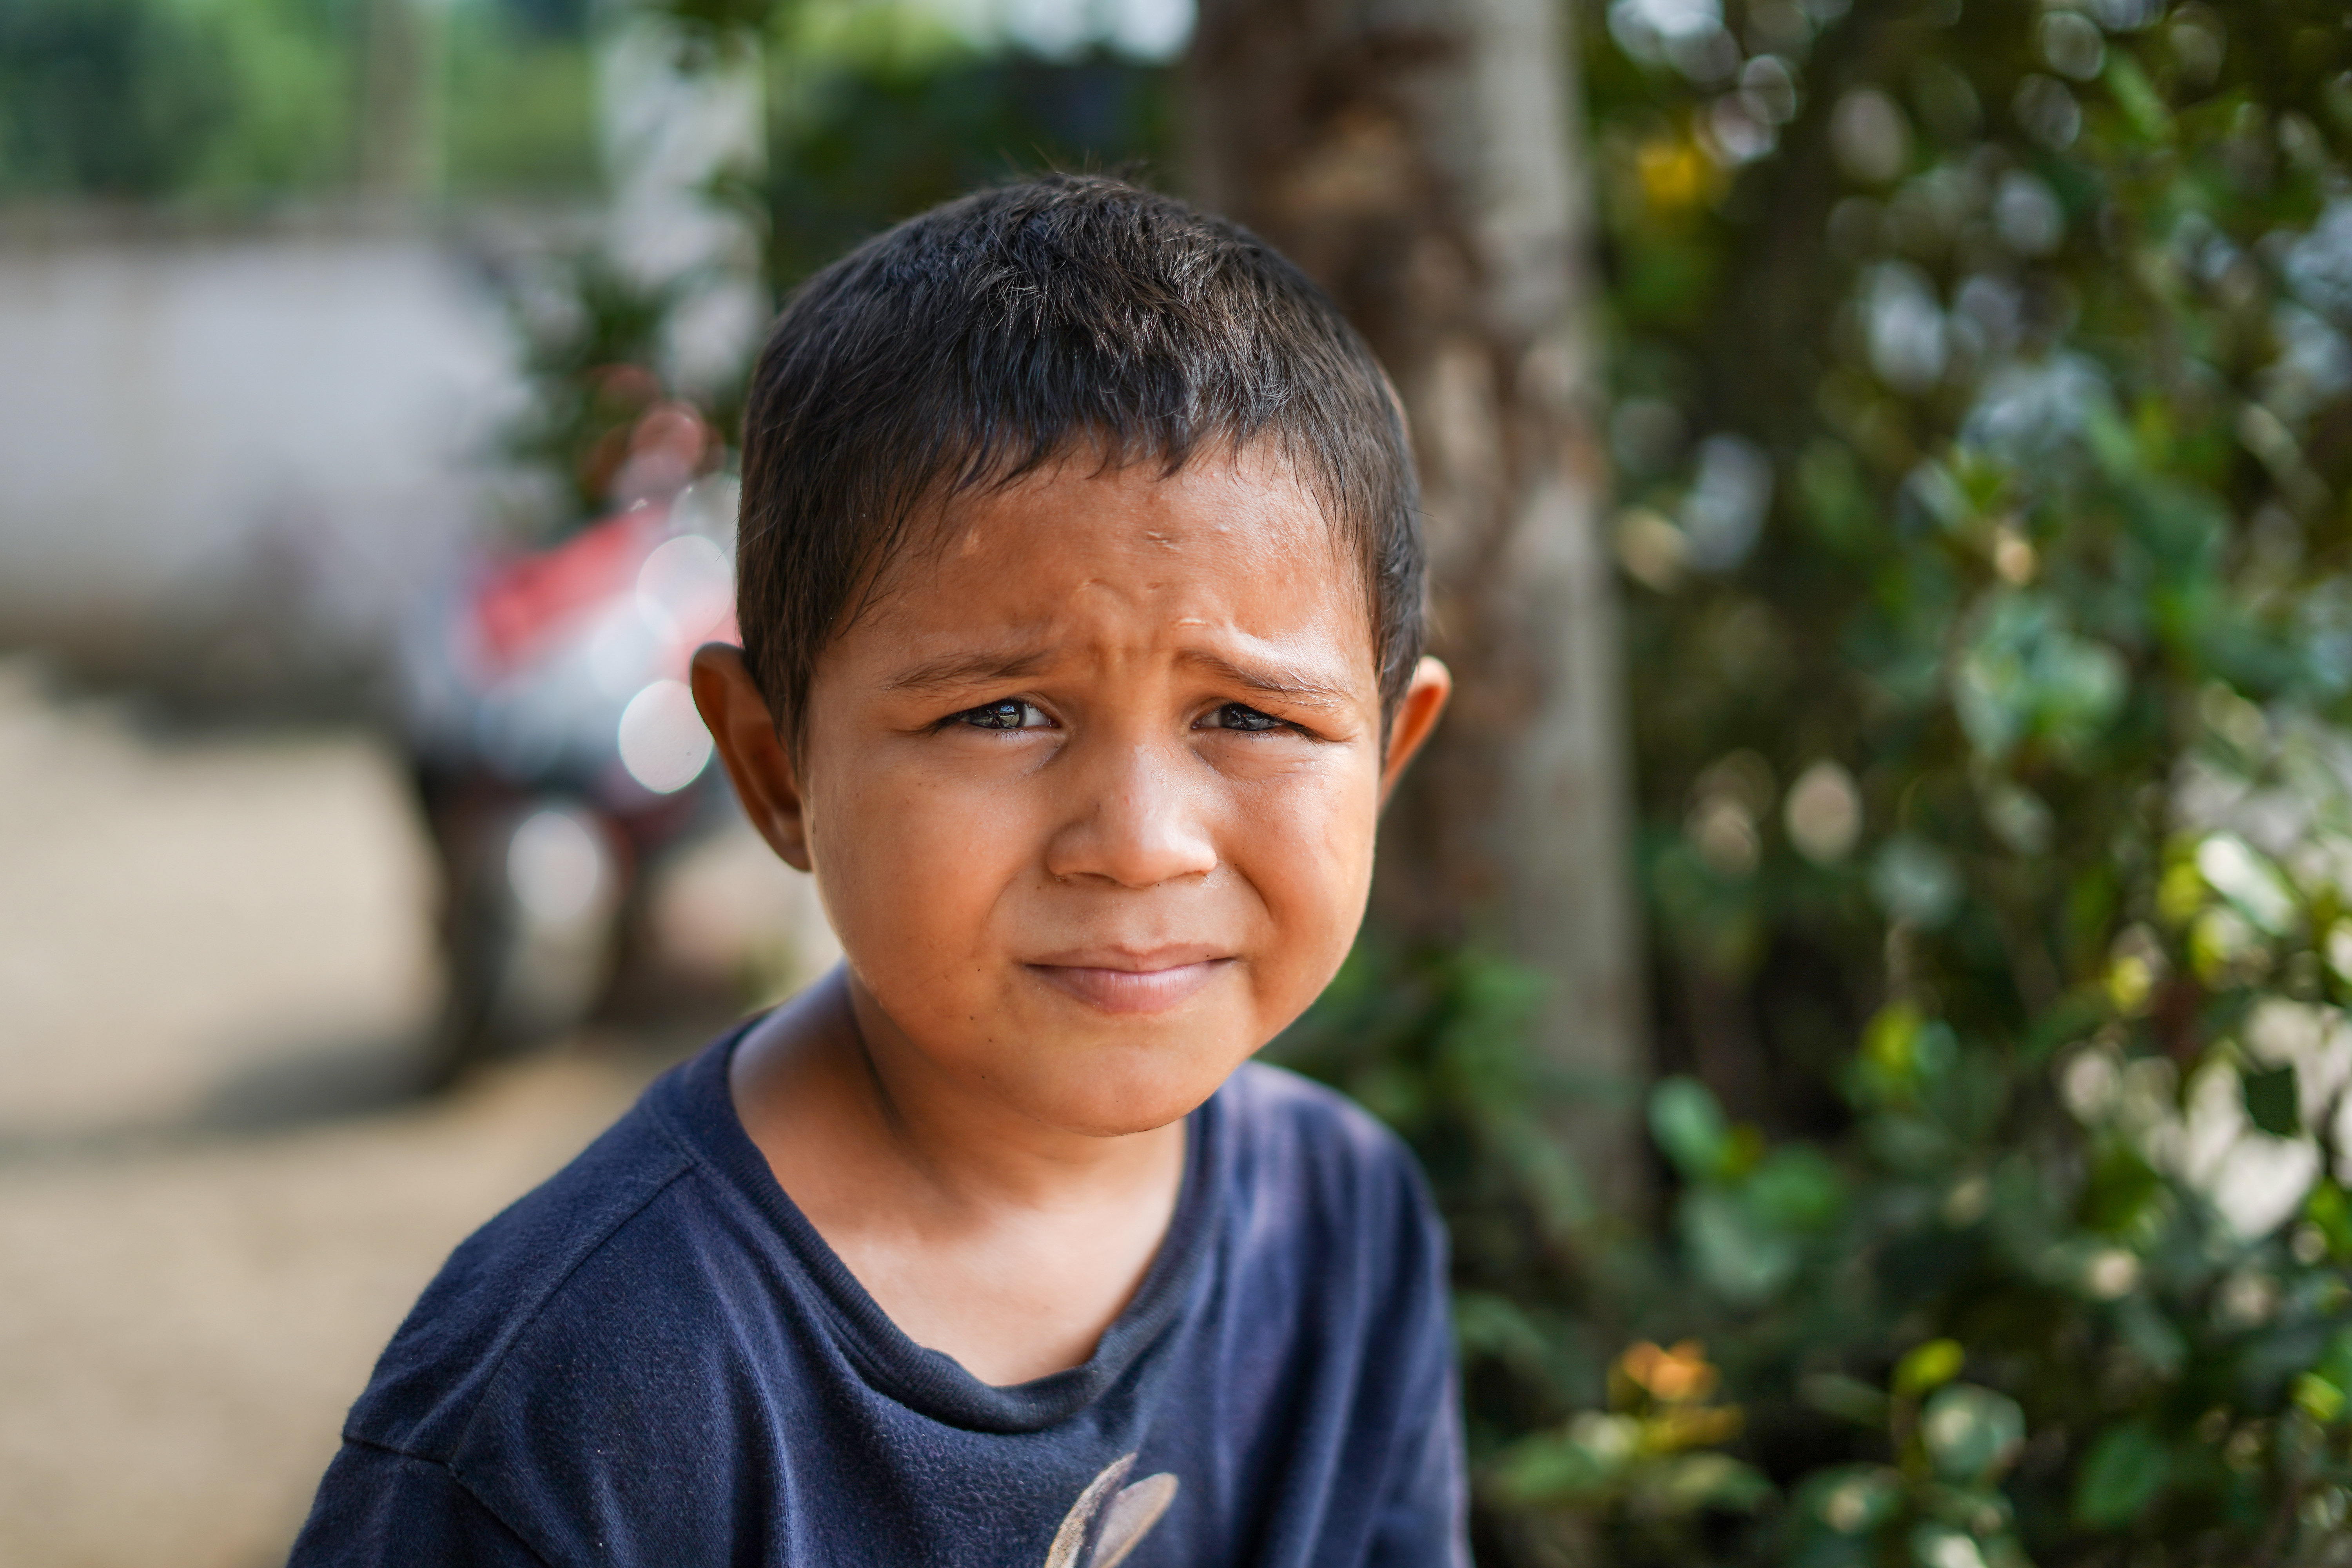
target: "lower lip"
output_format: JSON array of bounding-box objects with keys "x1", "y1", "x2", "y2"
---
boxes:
[{"x1": 1027, "y1": 960, "x2": 1228, "y2": 1014}]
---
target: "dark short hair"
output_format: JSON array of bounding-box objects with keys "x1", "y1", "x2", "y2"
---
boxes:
[{"x1": 733, "y1": 173, "x2": 1424, "y2": 745}]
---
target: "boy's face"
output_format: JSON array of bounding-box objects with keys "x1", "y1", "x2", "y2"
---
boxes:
[{"x1": 697, "y1": 448, "x2": 1448, "y2": 1138}]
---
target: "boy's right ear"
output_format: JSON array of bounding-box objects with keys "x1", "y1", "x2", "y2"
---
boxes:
[{"x1": 690, "y1": 644, "x2": 813, "y2": 873}]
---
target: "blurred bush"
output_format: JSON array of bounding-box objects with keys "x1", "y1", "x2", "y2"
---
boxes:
[
  {"x1": 1279, "y1": 1, "x2": 2352, "y2": 1563},
  {"x1": 754, "y1": 1, "x2": 1169, "y2": 290},
  {"x1": 0, "y1": 0, "x2": 596, "y2": 204},
  {"x1": 441, "y1": 0, "x2": 600, "y2": 198}
]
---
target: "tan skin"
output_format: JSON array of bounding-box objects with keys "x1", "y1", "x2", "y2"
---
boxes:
[{"x1": 690, "y1": 446, "x2": 1450, "y2": 1387}]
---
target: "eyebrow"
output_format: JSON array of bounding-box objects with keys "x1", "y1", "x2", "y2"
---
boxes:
[
  {"x1": 881, "y1": 649, "x2": 1055, "y2": 694},
  {"x1": 879, "y1": 646, "x2": 1357, "y2": 708},
  {"x1": 1176, "y1": 650, "x2": 1355, "y2": 709}
]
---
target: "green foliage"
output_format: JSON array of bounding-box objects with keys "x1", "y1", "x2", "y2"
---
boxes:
[
  {"x1": 443, "y1": 0, "x2": 599, "y2": 197},
  {"x1": 1282, "y1": 1, "x2": 2352, "y2": 1563},
  {"x1": 756, "y1": 1, "x2": 1172, "y2": 293},
  {"x1": 0, "y1": 0, "x2": 246, "y2": 199},
  {"x1": 0, "y1": 0, "x2": 599, "y2": 204}
]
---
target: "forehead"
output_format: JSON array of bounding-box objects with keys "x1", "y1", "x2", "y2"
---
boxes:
[{"x1": 848, "y1": 446, "x2": 1373, "y2": 667}]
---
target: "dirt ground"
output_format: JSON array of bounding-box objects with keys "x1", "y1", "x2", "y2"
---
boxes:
[{"x1": 0, "y1": 661, "x2": 821, "y2": 1567}]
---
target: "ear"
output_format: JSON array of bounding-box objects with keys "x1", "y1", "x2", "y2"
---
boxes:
[
  {"x1": 1377, "y1": 656, "x2": 1451, "y2": 807},
  {"x1": 691, "y1": 644, "x2": 813, "y2": 873}
]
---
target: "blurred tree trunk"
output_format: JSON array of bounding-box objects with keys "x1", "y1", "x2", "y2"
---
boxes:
[{"x1": 1184, "y1": 0, "x2": 1646, "y2": 1203}]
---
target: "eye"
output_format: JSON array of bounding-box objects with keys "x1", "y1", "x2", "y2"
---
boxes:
[
  {"x1": 1200, "y1": 702, "x2": 1289, "y2": 733},
  {"x1": 954, "y1": 699, "x2": 1050, "y2": 731}
]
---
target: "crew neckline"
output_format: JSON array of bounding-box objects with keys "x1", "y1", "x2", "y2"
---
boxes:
[{"x1": 654, "y1": 1024, "x2": 1223, "y2": 1434}]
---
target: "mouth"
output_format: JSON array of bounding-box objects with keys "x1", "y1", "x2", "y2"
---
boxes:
[{"x1": 1024, "y1": 951, "x2": 1233, "y2": 1015}]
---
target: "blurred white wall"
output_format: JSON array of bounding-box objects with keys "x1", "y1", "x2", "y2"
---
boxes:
[{"x1": 0, "y1": 214, "x2": 528, "y2": 681}]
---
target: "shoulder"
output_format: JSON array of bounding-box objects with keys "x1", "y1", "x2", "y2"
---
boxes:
[
  {"x1": 1216, "y1": 1059, "x2": 1408, "y2": 1158},
  {"x1": 342, "y1": 1061, "x2": 726, "y2": 1462},
  {"x1": 1211, "y1": 1061, "x2": 1444, "y2": 1257}
]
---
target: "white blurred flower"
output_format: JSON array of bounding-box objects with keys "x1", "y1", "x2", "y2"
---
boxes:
[
  {"x1": 2060, "y1": 1047, "x2": 2122, "y2": 1124},
  {"x1": 1707, "y1": 95, "x2": 1777, "y2": 163},
  {"x1": 2085, "y1": 1247, "x2": 2141, "y2": 1300},
  {"x1": 1862, "y1": 261, "x2": 1946, "y2": 393},
  {"x1": 933, "y1": 0, "x2": 1193, "y2": 61},
  {"x1": 1679, "y1": 435, "x2": 1774, "y2": 569},
  {"x1": 2243, "y1": 997, "x2": 2352, "y2": 1133},
  {"x1": 1610, "y1": 0, "x2": 1735, "y2": 79},
  {"x1": 2211, "y1": 1136, "x2": 2320, "y2": 1240},
  {"x1": 1994, "y1": 170, "x2": 2064, "y2": 255},
  {"x1": 2216, "y1": 1268, "x2": 2280, "y2": 1328},
  {"x1": 2142, "y1": 1059, "x2": 2324, "y2": 1240},
  {"x1": 1739, "y1": 53, "x2": 1801, "y2": 123},
  {"x1": 1785, "y1": 760, "x2": 1862, "y2": 864},
  {"x1": 2038, "y1": 11, "x2": 2105, "y2": 80},
  {"x1": 1871, "y1": 835, "x2": 1960, "y2": 928},
  {"x1": 2198, "y1": 833, "x2": 2296, "y2": 936},
  {"x1": 1831, "y1": 89, "x2": 1909, "y2": 183}
]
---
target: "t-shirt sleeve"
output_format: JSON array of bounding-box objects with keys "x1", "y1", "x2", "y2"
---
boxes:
[
  {"x1": 287, "y1": 1439, "x2": 552, "y2": 1568},
  {"x1": 1365, "y1": 1354, "x2": 1470, "y2": 1567},
  {"x1": 1362, "y1": 1167, "x2": 1472, "y2": 1568}
]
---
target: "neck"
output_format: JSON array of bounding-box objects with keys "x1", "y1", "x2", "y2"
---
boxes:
[{"x1": 738, "y1": 967, "x2": 1185, "y2": 1220}]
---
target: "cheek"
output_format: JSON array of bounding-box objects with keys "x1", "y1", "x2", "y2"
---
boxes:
[
  {"x1": 804, "y1": 759, "x2": 1036, "y2": 975},
  {"x1": 1229, "y1": 764, "x2": 1382, "y2": 993}
]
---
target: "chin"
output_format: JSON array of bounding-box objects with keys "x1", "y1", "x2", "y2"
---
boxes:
[{"x1": 996, "y1": 1034, "x2": 1246, "y2": 1138}]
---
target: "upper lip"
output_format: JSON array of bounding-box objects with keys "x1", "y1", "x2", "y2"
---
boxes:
[{"x1": 1024, "y1": 943, "x2": 1230, "y2": 972}]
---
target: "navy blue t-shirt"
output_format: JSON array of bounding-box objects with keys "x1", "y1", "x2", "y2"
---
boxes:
[{"x1": 290, "y1": 1028, "x2": 1468, "y2": 1566}]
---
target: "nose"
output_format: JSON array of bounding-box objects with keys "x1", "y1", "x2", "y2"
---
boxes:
[{"x1": 1043, "y1": 739, "x2": 1219, "y2": 889}]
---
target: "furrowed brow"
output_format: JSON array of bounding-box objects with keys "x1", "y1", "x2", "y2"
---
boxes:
[
  {"x1": 1179, "y1": 650, "x2": 1355, "y2": 709},
  {"x1": 881, "y1": 649, "x2": 1053, "y2": 695}
]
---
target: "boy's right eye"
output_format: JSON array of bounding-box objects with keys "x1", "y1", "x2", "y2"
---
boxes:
[{"x1": 953, "y1": 699, "x2": 1049, "y2": 731}]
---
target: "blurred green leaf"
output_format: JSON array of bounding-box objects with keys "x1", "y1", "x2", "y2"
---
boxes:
[
  {"x1": 1802, "y1": 1373, "x2": 1893, "y2": 1428},
  {"x1": 2082, "y1": 1144, "x2": 2165, "y2": 1234},
  {"x1": 2308, "y1": 1182, "x2": 2352, "y2": 1259},
  {"x1": 2071, "y1": 1423, "x2": 2170, "y2": 1530},
  {"x1": 1894, "y1": 1339, "x2": 1966, "y2": 1399},
  {"x1": 1649, "y1": 1452, "x2": 1774, "y2": 1514},
  {"x1": 1747, "y1": 1146, "x2": 1846, "y2": 1231},
  {"x1": 1650, "y1": 1075, "x2": 1733, "y2": 1180},
  {"x1": 1681, "y1": 1187, "x2": 1800, "y2": 1305}
]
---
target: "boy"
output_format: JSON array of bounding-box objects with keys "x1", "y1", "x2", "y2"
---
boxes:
[{"x1": 292, "y1": 174, "x2": 1462, "y2": 1566}]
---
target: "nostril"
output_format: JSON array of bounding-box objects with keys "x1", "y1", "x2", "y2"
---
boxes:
[
  {"x1": 1039, "y1": 754, "x2": 1220, "y2": 889},
  {"x1": 1045, "y1": 820, "x2": 1217, "y2": 890}
]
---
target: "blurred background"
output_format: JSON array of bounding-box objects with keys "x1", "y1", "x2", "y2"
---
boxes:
[{"x1": 6, "y1": 0, "x2": 2352, "y2": 1564}]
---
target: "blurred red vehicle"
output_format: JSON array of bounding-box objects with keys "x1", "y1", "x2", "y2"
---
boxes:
[{"x1": 395, "y1": 404, "x2": 739, "y2": 1085}]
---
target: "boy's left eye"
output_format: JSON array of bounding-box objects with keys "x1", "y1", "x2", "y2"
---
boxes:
[
  {"x1": 954, "y1": 700, "x2": 1050, "y2": 730},
  {"x1": 1200, "y1": 702, "x2": 1289, "y2": 733}
]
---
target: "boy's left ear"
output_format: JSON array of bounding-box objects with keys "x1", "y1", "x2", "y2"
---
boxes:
[{"x1": 1377, "y1": 656, "x2": 1452, "y2": 806}]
